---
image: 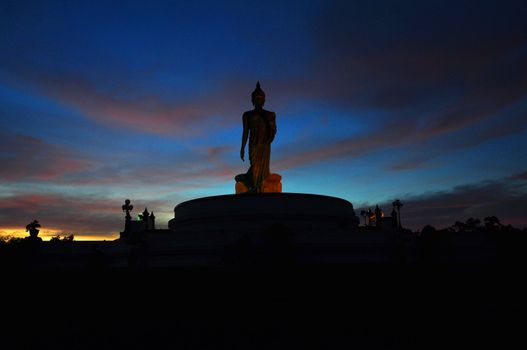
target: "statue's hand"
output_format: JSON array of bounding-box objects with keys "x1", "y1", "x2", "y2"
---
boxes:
[{"x1": 240, "y1": 149, "x2": 245, "y2": 161}]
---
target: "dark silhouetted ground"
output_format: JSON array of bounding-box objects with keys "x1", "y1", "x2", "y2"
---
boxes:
[{"x1": 3, "y1": 265, "x2": 525, "y2": 350}]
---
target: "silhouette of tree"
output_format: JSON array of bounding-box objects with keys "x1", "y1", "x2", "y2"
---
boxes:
[
  {"x1": 392, "y1": 199, "x2": 403, "y2": 228},
  {"x1": 0, "y1": 235, "x2": 25, "y2": 247},
  {"x1": 465, "y1": 217, "x2": 481, "y2": 231},
  {"x1": 502, "y1": 223, "x2": 515, "y2": 231},
  {"x1": 450, "y1": 221, "x2": 467, "y2": 233},
  {"x1": 421, "y1": 225, "x2": 437, "y2": 235},
  {"x1": 49, "y1": 234, "x2": 75, "y2": 243},
  {"x1": 484, "y1": 216, "x2": 502, "y2": 230}
]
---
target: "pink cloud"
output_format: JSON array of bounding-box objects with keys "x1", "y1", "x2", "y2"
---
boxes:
[
  {"x1": 274, "y1": 101, "x2": 527, "y2": 172},
  {"x1": 64, "y1": 151, "x2": 240, "y2": 187},
  {"x1": 24, "y1": 73, "x2": 250, "y2": 137},
  {"x1": 0, "y1": 131, "x2": 91, "y2": 182}
]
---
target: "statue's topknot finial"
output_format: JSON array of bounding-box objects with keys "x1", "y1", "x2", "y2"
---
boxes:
[{"x1": 252, "y1": 81, "x2": 265, "y2": 98}]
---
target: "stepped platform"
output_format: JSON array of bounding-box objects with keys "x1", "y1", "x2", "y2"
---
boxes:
[{"x1": 168, "y1": 193, "x2": 358, "y2": 233}]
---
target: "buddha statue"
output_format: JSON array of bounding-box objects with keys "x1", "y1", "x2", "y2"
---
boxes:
[{"x1": 236, "y1": 82, "x2": 281, "y2": 193}]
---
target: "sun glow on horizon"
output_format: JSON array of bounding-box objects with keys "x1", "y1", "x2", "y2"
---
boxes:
[{"x1": 0, "y1": 228, "x2": 119, "y2": 241}]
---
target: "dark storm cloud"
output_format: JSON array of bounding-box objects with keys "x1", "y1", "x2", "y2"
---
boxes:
[
  {"x1": 309, "y1": 0, "x2": 527, "y2": 110},
  {"x1": 365, "y1": 173, "x2": 527, "y2": 230}
]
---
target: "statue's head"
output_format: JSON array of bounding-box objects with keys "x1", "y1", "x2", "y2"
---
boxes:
[{"x1": 251, "y1": 81, "x2": 265, "y2": 107}]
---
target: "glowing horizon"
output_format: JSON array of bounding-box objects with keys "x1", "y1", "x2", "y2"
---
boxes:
[{"x1": 0, "y1": 227, "x2": 119, "y2": 241}]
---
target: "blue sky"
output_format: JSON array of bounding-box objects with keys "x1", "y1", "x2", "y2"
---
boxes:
[{"x1": 1, "y1": 0, "x2": 527, "y2": 238}]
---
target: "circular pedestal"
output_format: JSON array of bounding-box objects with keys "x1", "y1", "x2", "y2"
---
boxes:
[{"x1": 168, "y1": 193, "x2": 358, "y2": 233}]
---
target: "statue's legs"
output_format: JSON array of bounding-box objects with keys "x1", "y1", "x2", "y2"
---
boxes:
[{"x1": 249, "y1": 144, "x2": 270, "y2": 192}]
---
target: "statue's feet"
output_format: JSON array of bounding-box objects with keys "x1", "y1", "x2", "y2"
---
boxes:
[
  {"x1": 235, "y1": 173, "x2": 282, "y2": 194},
  {"x1": 235, "y1": 181, "x2": 249, "y2": 194},
  {"x1": 262, "y1": 173, "x2": 282, "y2": 193}
]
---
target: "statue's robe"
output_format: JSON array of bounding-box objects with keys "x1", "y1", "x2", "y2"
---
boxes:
[{"x1": 240, "y1": 109, "x2": 276, "y2": 192}]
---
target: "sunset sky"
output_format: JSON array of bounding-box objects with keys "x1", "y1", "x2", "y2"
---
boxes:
[{"x1": 1, "y1": 0, "x2": 527, "y2": 239}]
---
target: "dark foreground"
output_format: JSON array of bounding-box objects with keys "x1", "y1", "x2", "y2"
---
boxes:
[{"x1": 3, "y1": 264, "x2": 525, "y2": 349}]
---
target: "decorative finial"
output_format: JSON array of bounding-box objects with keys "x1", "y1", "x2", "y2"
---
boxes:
[
  {"x1": 252, "y1": 81, "x2": 265, "y2": 98},
  {"x1": 122, "y1": 199, "x2": 133, "y2": 222},
  {"x1": 26, "y1": 219, "x2": 41, "y2": 238}
]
